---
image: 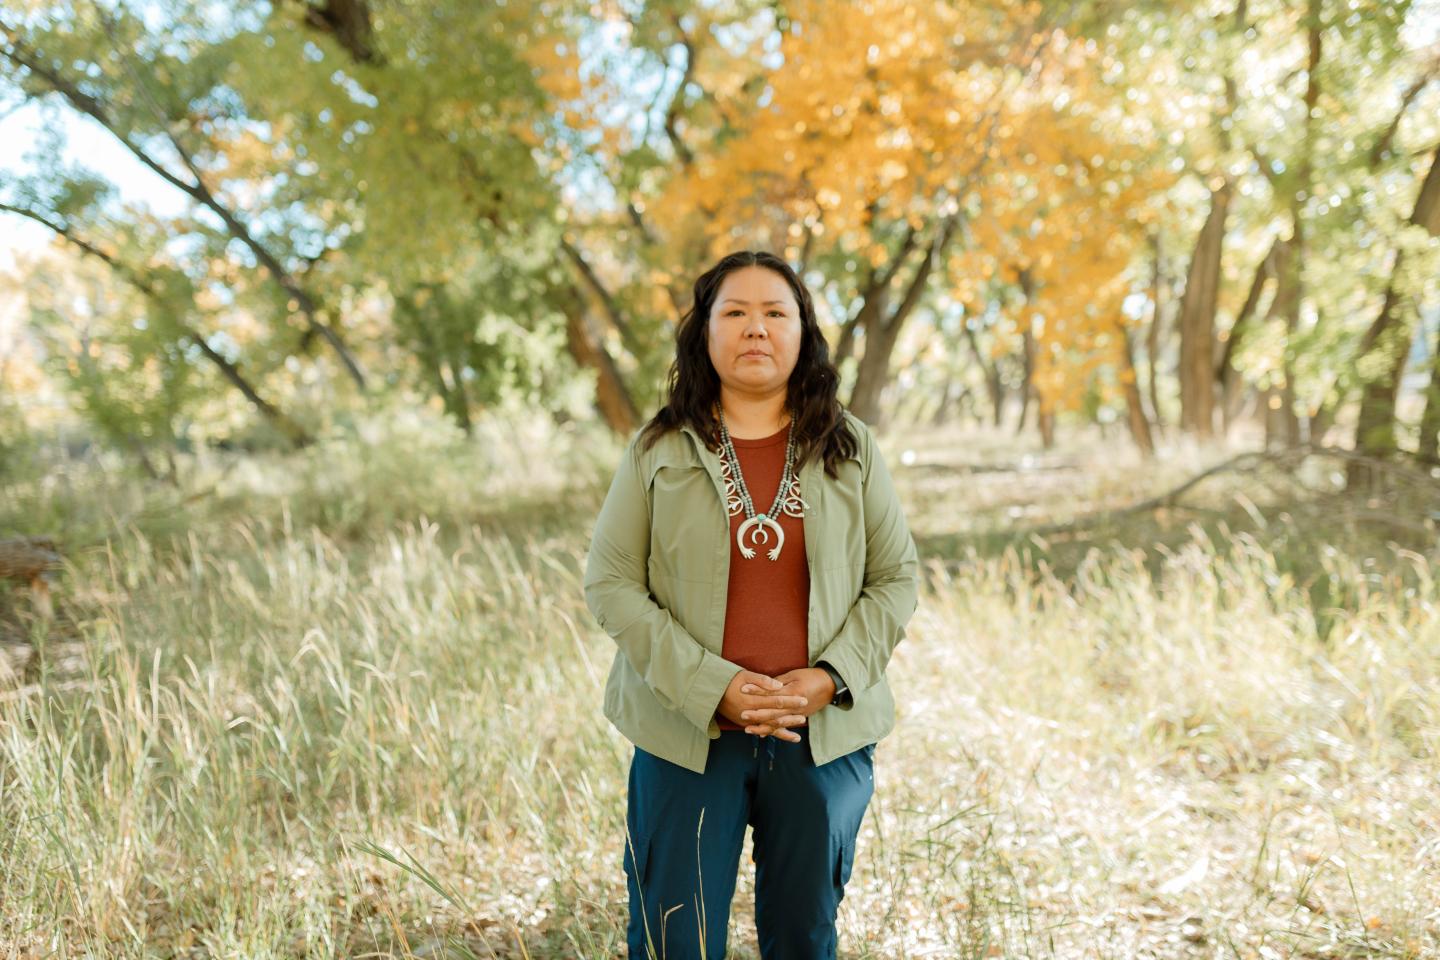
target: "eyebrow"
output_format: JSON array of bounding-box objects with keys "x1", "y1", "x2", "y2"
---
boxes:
[{"x1": 720, "y1": 299, "x2": 788, "y2": 306}]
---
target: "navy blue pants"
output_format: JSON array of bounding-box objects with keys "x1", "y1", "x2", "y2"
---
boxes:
[{"x1": 623, "y1": 725, "x2": 876, "y2": 959}]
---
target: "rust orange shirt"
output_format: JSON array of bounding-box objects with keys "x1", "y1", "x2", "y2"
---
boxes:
[{"x1": 716, "y1": 420, "x2": 810, "y2": 731}]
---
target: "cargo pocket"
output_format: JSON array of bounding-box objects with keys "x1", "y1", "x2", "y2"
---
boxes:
[
  {"x1": 624, "y1": 827, "x2": 664, "y2": 958},
  {"x1": 623, "y1": 825, "x2": 652, "y2": 891}
]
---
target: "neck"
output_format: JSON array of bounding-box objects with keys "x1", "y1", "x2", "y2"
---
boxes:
[{"x1": 718, "y1": 386, "x2": 789, "y2": 439}]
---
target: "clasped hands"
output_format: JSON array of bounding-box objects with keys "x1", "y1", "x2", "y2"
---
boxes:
[{"x1": 715, "y1": 667, "x2": 837, "y2": 742}]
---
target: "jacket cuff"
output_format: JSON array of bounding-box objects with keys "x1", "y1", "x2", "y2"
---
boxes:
[
  {"x1": 682, "y1": 651, "x2": 741, "y2": 738},
  {"x1": 816, "y1": 657, "x2": 857, "y2": 710}
]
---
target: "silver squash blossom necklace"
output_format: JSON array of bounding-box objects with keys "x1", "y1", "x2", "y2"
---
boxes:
[{"x1": 716, "y1": 407, "x2": 809, "y2": 560}]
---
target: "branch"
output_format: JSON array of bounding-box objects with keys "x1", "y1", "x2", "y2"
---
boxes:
[
  {"x1": 1015, "y1": 443, "x2": 1438, "y2": 539},
  {"x1": 0, "y1": 18, "x2": 367, "y2": 391},
  {"x1": 884, "y1": 213, "x2": 961, "y2": 336},
  {"x1": 0, "y1": 201, "x2": 310, "y2": 444},
  {"x1": 297, "y1": 0, "x2": 381, "y2": 65},
  {"x1": 1369, "y1": 53, "x2": 1439, "y2": 167},
  {"x1": 662, "y1": 11, "x2": 697, "y2": 168},
  {"x1": 558, "y1": 236, "x2": 643, "y2": 357}
]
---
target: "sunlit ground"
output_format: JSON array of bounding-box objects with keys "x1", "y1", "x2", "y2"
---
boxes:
[{"x1": 2, "y1": 416, "x2": 1436, "y2": 958}]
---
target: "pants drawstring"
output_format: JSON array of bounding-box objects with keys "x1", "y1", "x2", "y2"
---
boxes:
[{"x1": 765, "y1": 736, "x2": 775, "y2": 771}]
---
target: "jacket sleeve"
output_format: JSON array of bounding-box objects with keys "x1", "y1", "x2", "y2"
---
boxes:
[
  {"x1": 814, "y1": 422, "x2": 919, "y2": 703},
  {"x1": 583, "y1": 433, "x2": 742, "y2": 738}
]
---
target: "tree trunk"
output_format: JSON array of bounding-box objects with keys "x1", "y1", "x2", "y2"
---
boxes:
[
  {"x1": 1267, "y1": 235, "x2": 1303, "y2": 447},
  {"x1": 1310, "y1": 395, "x2": 1338, "y2": 447},
  {"x1": 1174, "y1": 0, "x2": 1245, "y2": 439},
  {"x1": 1217, "y1": 237, "x2": 1280, "y2": 431},
  {"x1": 407, "y1": 305, "x2": 471, "y2": 434},
  {"x1": 1177, "y1": 181, "x2": 1232, "y2": 437},
  {"x1": 848, "y1": 218, "x2": 959, "y2": 424},
  {"x1": 931, "y1": 381, "x2": 970, "y2": 427},
  {"x1": 1016, "y1": 326, "x2": 1035, "y2": 434},
  {"x1": 1038, "y1": 406, "x2": 1055, "y2": 450},
  {"x1": 1262, "y1": 386, "x2": 1288, "y2": 449},
  {"x1": 560, "y1": 288, "x2": 639, "y2": 435},
  {"x1": 1120, "y1": 325, "x2": 1155, "y2": 455},
  {"x1": 1013, "y1": 267, "x2": 1043, "y2": 436},
  {"x1": 443, "y1": 359, "x2": 474, "y2": 434},
  {"x1": 1145, "y1": 229, "x2": 1165, "y2": 433},
  {"x1": 848, "y1": 313, "x2": 905, "y2": 427},
  {"x1": 1348, "y1": 139, "x2": 1440, "y2": 488},
  {"x1": 963, "y1": 323, "x2": 1005, "y2": 428},
  {"x1": 1259, "y1": 46, "x2": 1433, "y2": 452},
  {"x1": 1271, "y1": 0, "x2": 1321, "y2": 449},
  {"x1": 834, "y1": 265, "x2": 884, "y2": 369},
  {"x1": 833, "y1": 313, "x2": 863, "y2": 369},
  {"x1": 836, "y1": 293, "x2": 884, "y2": 380},
  {"x1": 1418, "y1": 316, "x2": 1440, "y2": 462}
]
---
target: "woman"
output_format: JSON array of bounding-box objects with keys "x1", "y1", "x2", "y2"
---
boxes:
[{"x1": 584, "y1": 250, "x2": 919, "y2": 959}]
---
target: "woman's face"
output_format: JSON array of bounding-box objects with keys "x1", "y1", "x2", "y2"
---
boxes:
[{"x1": 706, "y1": 265, "x2": 804, "y2": 400}]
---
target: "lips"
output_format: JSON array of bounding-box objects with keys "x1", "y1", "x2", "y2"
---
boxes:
[{"x1": 741, "y1": 351, "x2": 770, "y2": 359}]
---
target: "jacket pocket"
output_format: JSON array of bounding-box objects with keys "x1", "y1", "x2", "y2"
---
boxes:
[{"x1": 647, "y1": 446, "x2": 719, "y2": 581}]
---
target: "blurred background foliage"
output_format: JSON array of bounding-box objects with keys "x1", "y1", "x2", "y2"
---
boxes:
[
  {"x1": 0, "y1": 0, "x2": 1437, "y2": 580},
  {"x1": 0, "y1": 0, "x2": 1435, "y2": 467}
]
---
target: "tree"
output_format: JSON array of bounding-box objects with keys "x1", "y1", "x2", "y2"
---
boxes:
[{"x1": 1348, "y1": 138, "x2": 1440, "y2": 487}]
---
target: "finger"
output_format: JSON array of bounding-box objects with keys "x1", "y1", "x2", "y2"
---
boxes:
[
  {"x1": 741, "y1": 706, "x2": 804, "y2": 722},
  {"x1": 751, "y1": 694, "x2": 806, "y2": 708},
  {"x1": 749, "y1": 719, "x2": 803, "y2": 739},
  {"x1": 749, "y1": 720, "x2": 791, "y2": 733},
  {"x1": 744, "y1": 715, "x2": 807, "y2": 733},
  {"x1": 745, "y1": 692, "x2": 809, "y2": 710}
]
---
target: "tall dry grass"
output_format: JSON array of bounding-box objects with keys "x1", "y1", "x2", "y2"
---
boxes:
[{"x1": 2, "y1": 415, "x2": 1437, "y2": 958}]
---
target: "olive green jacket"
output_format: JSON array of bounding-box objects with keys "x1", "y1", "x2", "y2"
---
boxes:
[{"x1": 583, "y1": 409, "x2": 920, "y2": 774}]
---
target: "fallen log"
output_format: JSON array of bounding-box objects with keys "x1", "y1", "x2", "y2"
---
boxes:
[
  {"x1": 0, "y1": 535, "x2": 62, "y2": 621},
  {"x1": 0, "y1": 535, "x2": 61, "y2": 584}
]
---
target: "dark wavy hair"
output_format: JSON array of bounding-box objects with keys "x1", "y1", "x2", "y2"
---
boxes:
[{"x1": 638, "y1": 249, "x2": 858, "y2": 477}]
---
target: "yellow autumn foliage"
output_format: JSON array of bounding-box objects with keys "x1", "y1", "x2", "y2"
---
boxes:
[{"x1": 610, "y1": 0, "x2": 1177, "y2": 415}]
